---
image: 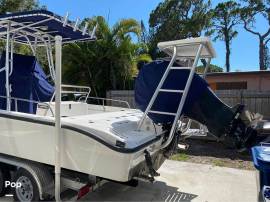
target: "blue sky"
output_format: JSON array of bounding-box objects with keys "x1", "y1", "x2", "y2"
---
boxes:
[{"x1": 39, "y1": 0, "x2": 266, "y2": 72}]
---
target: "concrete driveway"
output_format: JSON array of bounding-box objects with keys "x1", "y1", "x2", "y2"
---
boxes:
[
  {"x1": 1, "y1": 160, "x2": 257, "y2": 202},
  {"x1": 83, "y1": 160, "x2": 257, "y2": 202}
]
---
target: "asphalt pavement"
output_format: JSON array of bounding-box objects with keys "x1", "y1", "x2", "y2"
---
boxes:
[{"x1": 1, "y1": 160, "x2": 257, "y2": 202}]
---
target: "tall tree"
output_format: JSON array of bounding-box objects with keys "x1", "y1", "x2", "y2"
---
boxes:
[
  {"x1": 0, "y1": 0, "x2": 39, "y2": 14},
  {"x1": 240, "y1": 0, "x2": 270, "y2": 70},
  {"x1": 196, "y1": 64, "x2": 223, "y2": 73},
  {"x1": 206, "y1": 1, "x2": 241, "y2": 72},
  {"x1": 264, "y1": 45, "x2": 270, "y2": 69},
  {"x1": 63, "y1": 16, "x2": 151, "y2": 97},
  {"x1": 140, "y1": 21, "x2": 148, "y2": 44},
  {"x1": 148, "y1": 0, "x2": 211, "y2": 58}
]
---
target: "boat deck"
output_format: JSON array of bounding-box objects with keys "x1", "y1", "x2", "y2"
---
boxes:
[{"x1": 62, "y1": 109, "x2": 162, "y2": 149}]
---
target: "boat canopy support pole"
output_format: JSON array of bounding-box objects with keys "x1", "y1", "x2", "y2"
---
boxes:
[
  {"x1": 10, "y1": 32, "x2": 15, "y2": 77},
  {"x1": 184, "y1": 57, "x2": 211, "y2": 139},
  {"x1": 24, "y1": 35, "x2": 36, "y2": 56},
  {"x1": 46, "y1": 38, "x2": 56, "y2": 82},
  {"x1": 48, "y1": 38, "x2": 56, "y2": 81},
  {"x1": 202, "y1": 58, "x2": 211, "y2": 79},
  {"x1": 54, "y1": 35, "x2": 62, "y2": 202},
  {"x1": 161, "y1": 44, "x2": 204, "y2": 149},
  {"x1": 5, "y1": 21, "x2": 11, "y2": 111},
  {"x1": 137, "y1": 46, "x2": 178, "y2": 130}
]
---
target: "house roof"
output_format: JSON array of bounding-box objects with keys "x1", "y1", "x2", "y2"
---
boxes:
[{"x1": 206, "y1": 70, "x2": 270, "y2": 77}]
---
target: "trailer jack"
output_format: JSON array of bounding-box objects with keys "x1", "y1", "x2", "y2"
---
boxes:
[{"x1": 144, "y1": 150, "x2": 160, "y2": 182}]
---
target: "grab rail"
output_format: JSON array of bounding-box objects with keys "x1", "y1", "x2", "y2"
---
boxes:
[
  {"x1": 79, "y1": 96, "x2": 131, "y2": 109},
  {"x1": 50, "y1": 84, "x2": 130, "y2": 109},
  {"x1": 0, "y1": 95, "x2": 55, "y2": 116},
  {"x1": 50, "y1": 84, "x2": 91, "y2": 103}
]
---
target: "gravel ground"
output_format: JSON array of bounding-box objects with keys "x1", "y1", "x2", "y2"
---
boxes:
[{"x1": 170, "y1": 139, "x2": 255, "y2": 170}]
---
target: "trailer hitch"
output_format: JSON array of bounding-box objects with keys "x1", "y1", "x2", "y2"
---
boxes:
[{"x1": 144, "y1": 150, "x2": 160, "y2": 182}]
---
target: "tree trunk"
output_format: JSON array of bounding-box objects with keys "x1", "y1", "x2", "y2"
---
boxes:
[
  {"x1": 259, "y1": 37, "x2": 265, "y2": 70},
  {"x1": 86, "y1": 66, "x2": 99, "y2": 97},
  {"x1": 225, "y1": 34, "x2": 231, "y2": 72},
  {"x1": 110, "y1": 63, "x2": 117, "y2": 90}
]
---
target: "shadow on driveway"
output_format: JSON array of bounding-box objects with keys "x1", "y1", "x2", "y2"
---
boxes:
[{"x1": 82, "y1": 180, "x2": 197, "y2": 201}]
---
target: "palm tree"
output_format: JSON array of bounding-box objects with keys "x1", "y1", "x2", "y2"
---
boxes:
[{"x1": 63, "y1": 16, "x2": 151, "y2": 97}]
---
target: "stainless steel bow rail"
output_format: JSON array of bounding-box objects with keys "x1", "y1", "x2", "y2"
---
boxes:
[
  {"x1": 137, "y1": 42, "x2": 211, "y2": 149},
  {"x1": 50, "y1": 84, "x2": 91, "y2": 103},
  {"x1": 55, "y1": 85, "x2": 131, "y2": 109},
  {"x1": 85, "y1": 96, "x2": 131, "y2": 109},
  {"x1": 0, "y1": 95, "x2": 55, "y2": 116}
]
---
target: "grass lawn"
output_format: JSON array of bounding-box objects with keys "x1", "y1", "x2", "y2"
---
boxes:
[{"x1": 169, "y1": 139, "x2": 254, "y2": 170}]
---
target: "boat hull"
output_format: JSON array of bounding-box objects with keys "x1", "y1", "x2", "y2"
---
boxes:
[{"x1": 0, "y1": 112, "x2": 164, "y2": 182}]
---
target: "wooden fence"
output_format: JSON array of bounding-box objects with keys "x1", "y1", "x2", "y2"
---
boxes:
[
  {"x1": 215, "y1": 90, "x2": 270, "y2": 118},
  {"x1": 106, "y1": 90, "x2": 270, "y2": 118},
  {"x1": 106, "y1": 90, "x2": 135, "y2": 108}
]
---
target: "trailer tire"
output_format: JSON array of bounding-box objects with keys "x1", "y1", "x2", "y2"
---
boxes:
[
  {"x1": 12, "y1": 168, "x2": 40, "y2": 202},
  {"x1": 0, "y1": 167, "x2": 11, "y2": 196}
]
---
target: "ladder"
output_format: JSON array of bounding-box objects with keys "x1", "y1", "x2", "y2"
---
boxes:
[
  {"x1": 182, "y1": 57, "x2": 212, "y2": 138},
  {"x1": 137, "y1": 43, "x2": 204, "y2": 149}
]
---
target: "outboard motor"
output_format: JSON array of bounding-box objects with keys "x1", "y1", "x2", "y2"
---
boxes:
[{"x1": 135, "y1": 60, "x2": 258, "y2": 150}]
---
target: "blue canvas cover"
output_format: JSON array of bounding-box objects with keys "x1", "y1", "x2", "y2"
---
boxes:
[
  {"x1": 0, "y1": 52, "x2": 54, "y2": 114},
  {"x1": 0, "y1": 10, "x2": 94, "y2": 45},
  {"x1": 135, "y1": 60, "x2": 260, "y2": 151},
  {"x1": 135, "y1": 60, "x2": 209, "y2": 123}
]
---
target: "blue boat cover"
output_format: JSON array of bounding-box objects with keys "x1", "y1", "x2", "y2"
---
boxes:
[
  {"x1": 0, "y1": 10, "x2": 94, "y2": 45},
  {"x1": 135, "y1": 60, "x2": 209, "y2": 123},
  {"x1": 0, "y1": 52, "x2": 54, "y2": 114}
]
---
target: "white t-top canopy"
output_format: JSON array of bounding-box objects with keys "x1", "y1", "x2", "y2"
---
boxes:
[{"x1": 157, "y1": 37, "x2": 216, "y2": 59}]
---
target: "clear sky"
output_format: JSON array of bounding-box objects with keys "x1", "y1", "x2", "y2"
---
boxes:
[{"x1": 39, "y1": 0, "x2": 266, "y2": 72}]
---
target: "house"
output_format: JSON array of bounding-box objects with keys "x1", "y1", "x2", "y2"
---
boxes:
[{"x1": 206, "y1": 71, "x2": 270, "y2": 91}]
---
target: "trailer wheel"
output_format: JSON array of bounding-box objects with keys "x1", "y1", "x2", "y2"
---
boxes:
[
  {"x1": 12, "y1": 168, "x2": 40, "y2": 202},
  {"x1": 0, "y1": 167, "x2": 11, "y2": 196}
]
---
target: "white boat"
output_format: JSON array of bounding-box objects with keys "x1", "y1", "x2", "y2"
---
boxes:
[
  {"x1": 0, "y1": 10, "x2": 258, "y2": 202},
  {"x1": 0, "y1": 10, "x2": 176, "y2": 201}
]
